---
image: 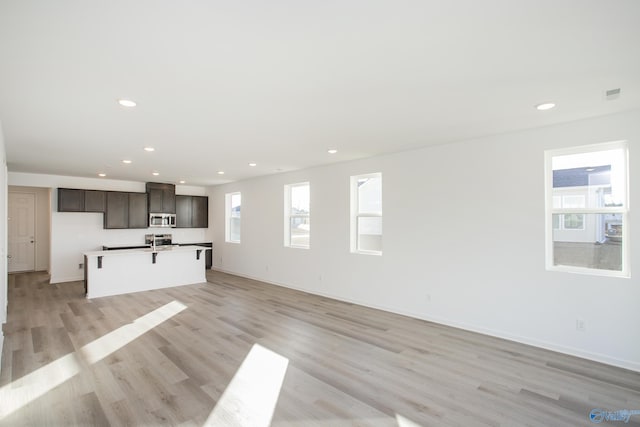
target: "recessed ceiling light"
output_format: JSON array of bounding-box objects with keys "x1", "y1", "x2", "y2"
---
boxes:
[
  {"x1": 248, "y1": 162, "x2": 257, "y2": 167},
  {"x1": 535, "y1": 102, "x2": 556, "y2": 111},
  {"x1": 586, "y1": 167, "x2": 596, "y2": 172},
  {"x1": 328, "y1": 149, "x2": 338, "y2": 154},
  {"x1": 217, "y1": 171, "x2": 225, "y2": 175},
  {"x1": 98, "y1": 173, "x2": 106, "y2": 177},
  {"x1": 144, "y1": 147, "x2": 155, "y2": 152},
  {"x1": 152, "y1": 172, "x2": 160, "y2": 176},
  {"x1": 179, "y1": 180, "x2": 186, "y2": 184},
  {"x1": 122, "y1": 159, "x2": 132, "y2": 164},
  {"x1": 118, "y1": 99, "x2": 137, "y2": 107}
]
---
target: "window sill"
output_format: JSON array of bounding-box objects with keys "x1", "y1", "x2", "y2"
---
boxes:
[
  {"x1": 351, "y1": 250, "x2": 382, "y2": 256},
  {"x1": 547, "y1": 264, "x2": 629, "y2": 279}
]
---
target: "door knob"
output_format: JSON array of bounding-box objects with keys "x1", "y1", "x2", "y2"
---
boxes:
[
  {"x1": 30, "y1": 240, "x2": 34, "y2": 243},
  {"x1": 7, "y1": 255, "x2": 11, "y2": 258}
]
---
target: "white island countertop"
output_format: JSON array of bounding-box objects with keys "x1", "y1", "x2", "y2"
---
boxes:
[
  {"x1": 85, "y1": 245, "x2": 206, "y2": 257},
  {"x1": 84, "y1": 245, "x2": 211, "y2": 299}
]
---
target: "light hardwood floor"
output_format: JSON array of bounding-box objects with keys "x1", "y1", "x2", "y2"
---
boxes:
[{"x1": 1, "y1": 270, "x2": 639, "y2": 426}]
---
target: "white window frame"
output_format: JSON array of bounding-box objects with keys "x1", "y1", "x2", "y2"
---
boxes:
[
  {"x1": 544, "y1": 141, "x2": 629, "y2": 278},
  {"x1": 225, "y1": 192, "x2": 241, "y2": 244},
  {"x1": 350, "y1": 172, "x2": 382, "y2": 255},
  {"x1": 284, "y1": 182, "x2": 310, "y2": 249}
]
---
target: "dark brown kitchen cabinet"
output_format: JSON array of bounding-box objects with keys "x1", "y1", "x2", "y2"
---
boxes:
[
  {"x1": 146, "y1": 183, "x2": 175, "y2": 214},
  {"x1": 105, "y1": 192, "x2": 147, "y2": 229},
  {"x1": 191, "y1": 196, "x2": 208, "y2": 228},
  {"x1": 128, "y1": 192, "x2": 148, "y2": 228},
  {"x1": 58, "y1": 188, "x2": 107, "y2": 212},
  {"x1": 58, "y1": 188, "x2": 85, "y2": 212},
  {"x1": 84, "y1": 190, "x2": 106, "y2": 212},
  {"x1": 175, "y1": 195, "x2": 192, "y2": 228},
  {"x1": 175, "y1": 195, "x2": 208, "y2": 228},
  {"x1": 104, "y1": 192, "x2": 128, "y2": 229}
]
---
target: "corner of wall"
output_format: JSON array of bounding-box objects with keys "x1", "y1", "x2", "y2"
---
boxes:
[
  {"x1": 0, "y1": 330, "x2": 4, "y2": 368},
  {"x1": 0, "y1": 120, "x2": 8, "y2": 369}
]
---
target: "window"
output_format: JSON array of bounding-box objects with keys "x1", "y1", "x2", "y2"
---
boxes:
[
  {"x1": 553, "y1": 195, "x2": 586, "y2": 230},
  {"x1": 284, "y1": 182, "x2": 310, "y2": 248},
  {"x1": 351, "y1": 173, "x2": 382, "y2": 254},
  {"x1": 545, "y1": 141, "x2": 629, "y2": 277},
  {"x1": 225, "y1": 192, "x2": 241, "y2": 243}
]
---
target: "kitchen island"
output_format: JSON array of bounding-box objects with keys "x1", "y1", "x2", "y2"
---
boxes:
[{"x1": 84, "y1": 245, "x2": 210, "y2": 299}]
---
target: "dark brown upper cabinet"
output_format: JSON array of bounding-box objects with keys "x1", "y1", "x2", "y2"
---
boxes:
[
  {"x1": 104, "y1": 192, "x2": 148, "y2": 229},
  {"x1": 84, "y1": 190, "x2": 106, "y2": 212},
  {"x1": 175, "y1": 195, "x2": 208, "y2": 228},
  {"x1": 58, "y1": 188, "x2": 106, "y2": 212},
  {"x1": 191, "y1": 196, "x2": 208, "y2": 228},
  {"x1": 175, "y1": 195, "x2": 192, "y2": 228},
  {"x1": 58, "y1": 188, "x2": 85, "y2": 212},
  {"x1": 104, "y1": 192, "x2": 129, "y2": 229},
  {"x1": 146, "y1": 182, "x2": 176, "y2": 214},
  {"x1": 128, "y1": 192, "x2": 148, "y2": 228},
  {"x1": 58, "y1": 186, "x2": 203, "y2": 229}
]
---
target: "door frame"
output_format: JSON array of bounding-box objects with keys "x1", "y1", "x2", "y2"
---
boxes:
[
  {"x1": 8, "y1": 191, "x2": 37, "y2": 272},
  {"x1": 7, "y1": 187, "x2": 51, "y2": 274}
]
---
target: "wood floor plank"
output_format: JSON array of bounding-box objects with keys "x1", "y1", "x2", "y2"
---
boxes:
[{"x1": 1, "y1": 270, "x2": 640, "y2": 426}]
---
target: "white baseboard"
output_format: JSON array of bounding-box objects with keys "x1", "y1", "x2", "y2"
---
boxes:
[
  {"x1": 50, "y1": 275, "x2": 83, "y2": 284},
  {"x1": 211, "y1": 267, "x2": 640, "y2": 373}
]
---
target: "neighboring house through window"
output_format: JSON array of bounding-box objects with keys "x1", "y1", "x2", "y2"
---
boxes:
[
  {"x1": 225, "y1": 192, "x2": 241, "y2": 243},
  {"x1": 351, "y1": 173, "x2": 382, "y2": 255},
  {"x1": 545, "y1": 141, "x2": 629, "y2": 277},
  {"x1": 284, "y1": 182, "x2": 310, "y2": 248}
]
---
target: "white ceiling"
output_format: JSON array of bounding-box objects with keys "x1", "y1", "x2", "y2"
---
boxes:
[{"x1": 1, "y1": 0, "x2": 639, "y2": 186}]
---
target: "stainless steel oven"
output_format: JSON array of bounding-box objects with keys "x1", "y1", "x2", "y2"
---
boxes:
[{"x1": 145, "y1": 233, "x2": 173, "y2": 247}]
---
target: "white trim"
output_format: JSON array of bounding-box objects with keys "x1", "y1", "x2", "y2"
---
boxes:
[
  {"x1": 352, "y1": 249, "x2": 382, "y2": 256},
  {"x1": 544, "y1": 141, "x2": 630, "y2": 277},
  {"x1": 547, "y1": 139, "x2": 628, "y2": 157},
  {"x1": 49, "y1": 275, "x2": 83, "y2": 284},
  {"x1": 350, "y1": 172, "x2": 382, "y2": 254},
  {"x1": 225, "y1": 192, "x2": 241, "y2": 244},
  {"x1": 550, "y1": 207, "x2": 626, "y2": 214},
  {"x1": 284, "y1": 182, "x2": 310, "y2": 249}
]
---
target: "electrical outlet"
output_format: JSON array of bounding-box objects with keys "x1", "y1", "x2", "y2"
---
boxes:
[
  {"x1": 576, "y1": 318, "x2": 586, "y2": 332},
  {"x1": 426, "y1": 293, "x2": 431, "y2": 303}
]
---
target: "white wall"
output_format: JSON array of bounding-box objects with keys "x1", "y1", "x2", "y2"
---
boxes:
[
  {"x1": 207, "y1": 109, "x2": 640, "y2": 371},
  {"x1": 8, "y1": 173, "x2": 208, "y2": 283},
  {"x1": 0, "y1": 122, "x2": 7, "y2": 360}
]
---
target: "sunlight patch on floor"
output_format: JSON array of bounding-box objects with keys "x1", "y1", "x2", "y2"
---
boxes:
[
  {"x1": 81, "y1": 300, "x2": 187, "y2": 364},
  {"x1": 0, "y1": 300, "x2": 187, "y2": 420},
  {"x1": 396, "y1": 413, "x2": 425, "y2": 427},
  {"x1": 204, "y1": 344, "x2": 289, "y2": 427},
  {"x1": 0, "y1": 352, "x2": 81, "y2": 418}
]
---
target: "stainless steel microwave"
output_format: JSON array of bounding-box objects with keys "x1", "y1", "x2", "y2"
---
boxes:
[{"x1": 149, "y1": 213, "x2": 176, "y2": 228}]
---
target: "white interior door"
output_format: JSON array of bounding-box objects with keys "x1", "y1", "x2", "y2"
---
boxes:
[{"x1": 8, "y1": 192, "x2": 36, "y2": 272}]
